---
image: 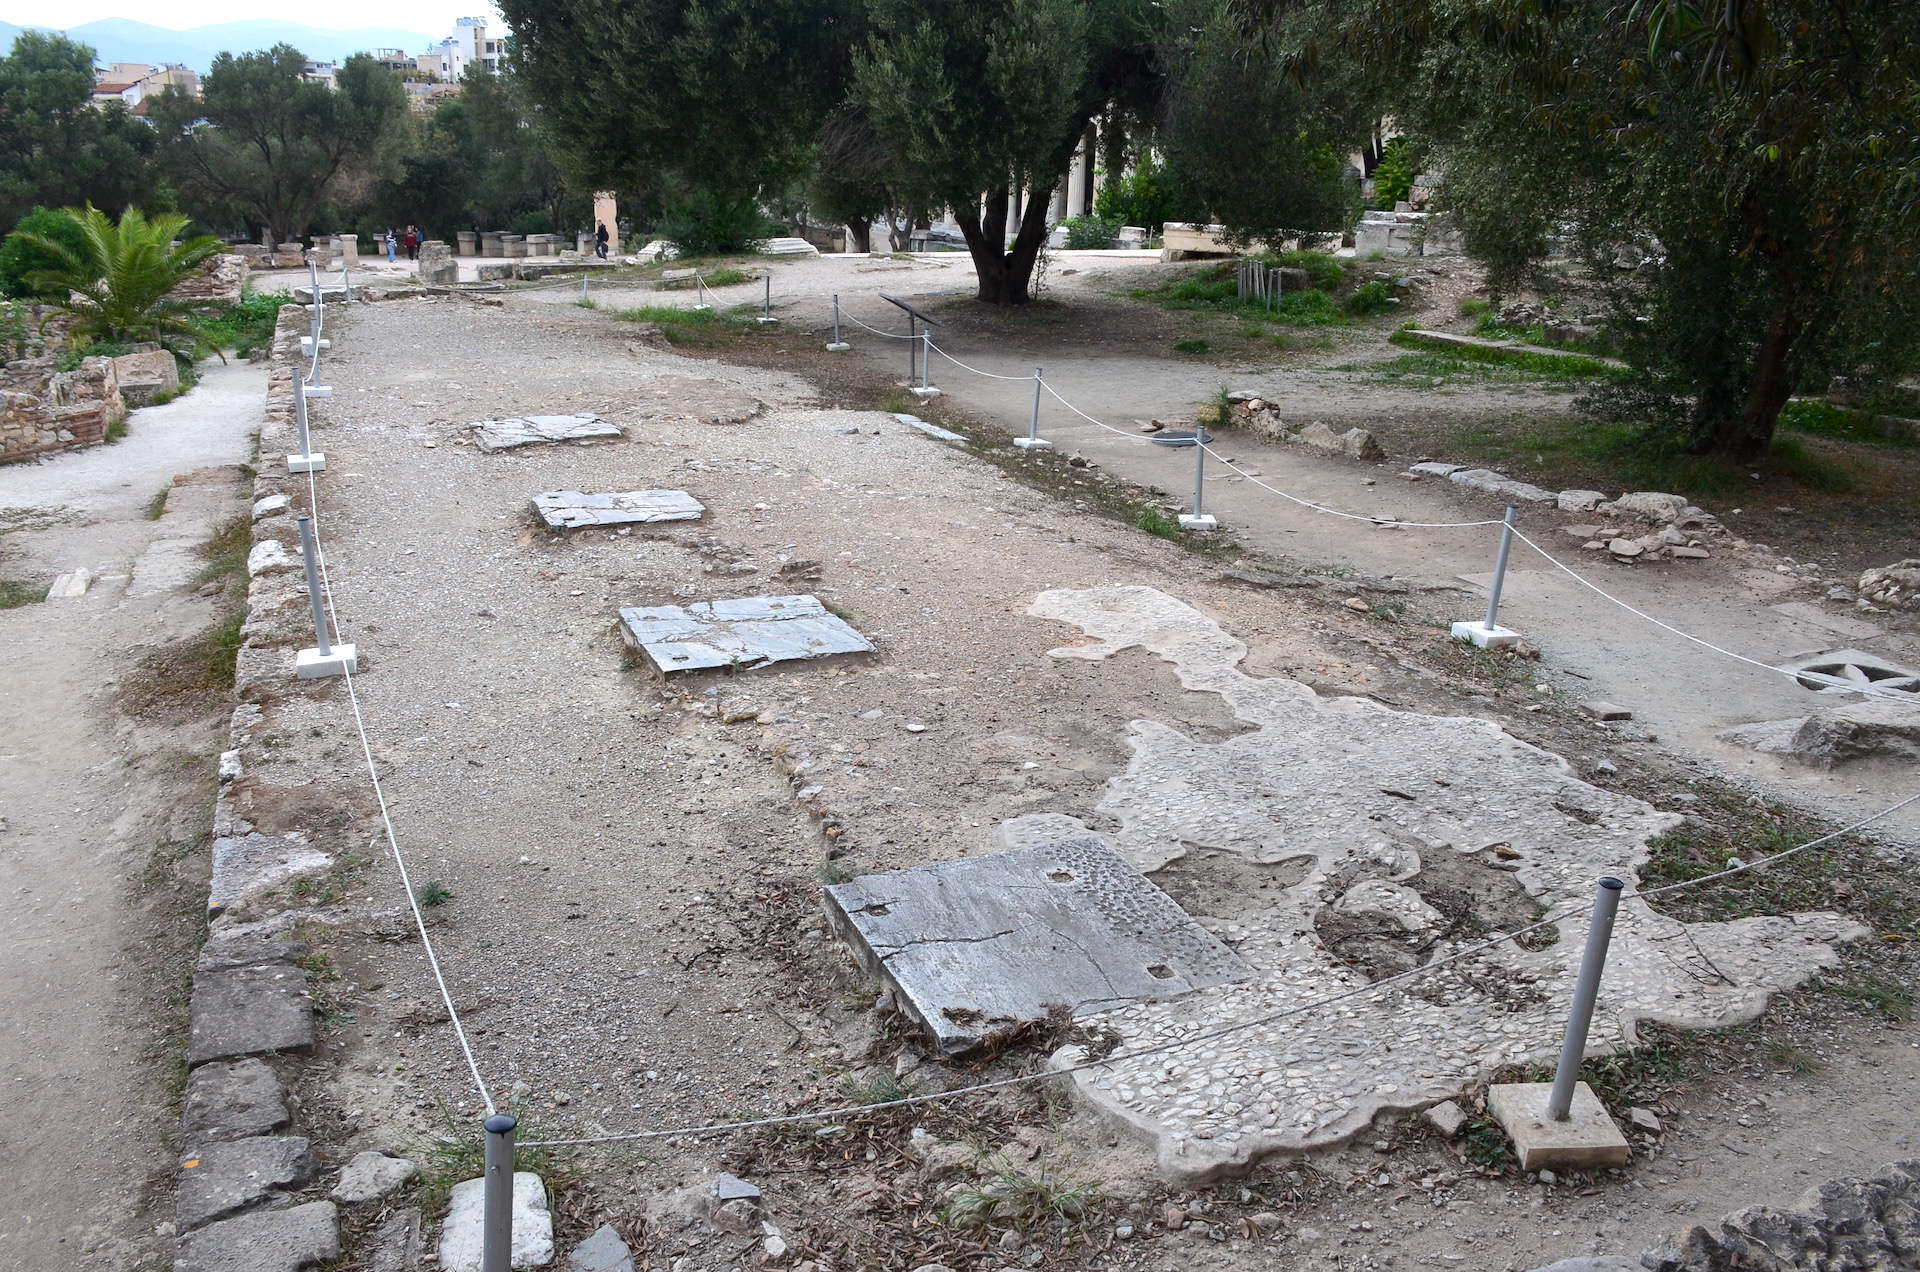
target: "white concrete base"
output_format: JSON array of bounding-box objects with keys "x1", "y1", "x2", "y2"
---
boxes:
[
  {"x1": 1013, "y1": 437, "x2": 1055, "y2": 451},
  {"x1": 296, "y1": 644, "x2": 358, "y2": 679},
  {"x1": 1452, "y1": 619, "x2": 1520, "y2": 650},
  {"x1": 1179, "y1": 514, "x2": 1220, "y2": 532},
  {"x1": 287, "y1": 452, "x2": 326, "y2": 474},
  {"x1": 825, "y1": 341, "x2": 850, "y2": 352},
  {"x1": 910, "y1": 386, "x2": 943, "y2": 399},
  {"x1": 1488, "y1": 1081, "x2": 1631, "y2": 1171},
  {"x1": 690, "y1": 303, "x2": 712, "y2": 312},
  {"x1": 299, "y1": 337, "x2": 330, "y2": 356},
  {"x1": 756, "y1": 316, "x2": 779, "y2": 326}
]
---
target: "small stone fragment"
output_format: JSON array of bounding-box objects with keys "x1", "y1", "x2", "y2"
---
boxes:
[
  {"x1": 1343, "y1": 596, "x2": 1370, "y2": 612},
  {"x1": 1608, "y1": 538, "x2": 1642, "y2": 557},
  {"x1": 1626, "y1": 1106, "x2": 1663, "y2": 1134},
  {"x1": 1582, "y1": 701, "x2": 1633, "y2": 721},
  {"x1": 330, "y1": 1151, "x2": 417, "y2": 1204},
  {"x1": 1423, "y1": 1099, "x2": 1468, "y2": 1138}
]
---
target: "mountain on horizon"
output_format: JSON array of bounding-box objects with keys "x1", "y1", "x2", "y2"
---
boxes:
[{"x1": 0, "y1": 17, "x2": 445, "y2": 71}]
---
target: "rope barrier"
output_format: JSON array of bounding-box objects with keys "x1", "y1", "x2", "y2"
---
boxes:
[
  {"x1": 277, "y1": 290, "x2": 1920, "y2": 1152},
  {"x1": 294, "y1": 326, "x2": 498, "y2": 1118},
  {"x1": 515, "y1": 768, "x2": 1920, "y2": 1148}
]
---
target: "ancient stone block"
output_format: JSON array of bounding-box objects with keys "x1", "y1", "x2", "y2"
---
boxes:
[
  {"x1": 532, "y1": 489, "x2": 704, "y2": 530},
  {"x1": 181, "y1": 1059, "x2": 290, "y2": 1142},
  {"x1": 186, "y1": 962, "x2": 313, "y2": 1065},
  {"x1": 177, "y1": 1136, "x2": 313, "y2": 1231},
  {"x1": 174, "y1": 1200, "x2": 338, "y2": 1272},
  {"x1": 827, "y1": 831, "x2": 1250, "y2": 1055},
  {"x1": 618, "y1": 595, "x2": 875, "y2": 677},
  {"x1": 470, "y1": 412, "x2": 621, "y2": 452}
]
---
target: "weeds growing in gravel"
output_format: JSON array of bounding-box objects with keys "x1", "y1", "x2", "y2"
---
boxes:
[
  {"x1": 940, "y1": 1158, "x2": 1108, "y2": 1231},
  {"x1": 0, "y1": 578, "x2": 42, "y2": 608},
  {"x1": 1458, "y1": 1117, "x2": 1514, "y2": 1172},
  {"x1": 416, "y1": 880, "x2": 453, "y2": 908},
  {"x1": 839, "y1": 1070, "x2": 913, "y2": 1106},
  {"x1": 1134, "y1": 508, "x2": 1181, "y2": 539},
  {"x1": 144, "y1": 484, "x2": 170, "y2": 520}
]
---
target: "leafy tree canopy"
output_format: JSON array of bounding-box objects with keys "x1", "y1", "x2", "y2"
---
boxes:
[
  {"x1": 0, "y1": 33, "x2": 160, "y2": 232},
  {"x1": 150, "y1": 45, "x2": 407, "y2": 245},
  {"x1": 1257, "y1": 0, "x2": 1920, "y2": 461}
]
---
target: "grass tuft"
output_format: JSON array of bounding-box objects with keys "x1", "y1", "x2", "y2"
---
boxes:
[{"x1": 940, "y1": 1159, "x2": 1107, "y2": 1231}]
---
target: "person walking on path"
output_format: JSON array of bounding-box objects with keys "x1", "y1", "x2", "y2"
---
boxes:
[
  {"x1": 385, "y1": 228, "x2": 397, "y2": 263},
  {"x1": 595, "y1": 222, "x2": 610, "y2": 260},
  {"x1": 404, "y1": 225, "x2": 420, "y2": 262}
]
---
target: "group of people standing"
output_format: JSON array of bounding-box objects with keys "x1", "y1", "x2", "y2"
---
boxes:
[{"x1": 384, "y1": 226, "x2": 422, "y2": 262}]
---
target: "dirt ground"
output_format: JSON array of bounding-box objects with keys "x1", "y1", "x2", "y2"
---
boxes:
[
  {"x1": 0, "y1": 360, "x2": 264, "y2": 1272},
  {"x1": 231, "y1": 273, "x2": 1920, "y2": 1272}
]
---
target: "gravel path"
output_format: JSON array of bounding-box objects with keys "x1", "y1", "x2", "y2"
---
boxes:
[{"x1": 0, "y1": 368, "x2": 257, "y2": 1272}]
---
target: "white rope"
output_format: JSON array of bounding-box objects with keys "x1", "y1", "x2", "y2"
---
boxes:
[
  {"x1": 295, "y1": 343, "x2": 497, "y2": 1117},
  {"x1": 924, "y1": 338, "x2": 1042, "y2": 381},
  {"x1": 839, "y1": 308, "x2": 922, "y2": 339},
  {"x1": 517, "y1": 904, "x2": 1573, "y2": 1147},
  {"x1": 1507, "y1": 527, "x2": 1920, "y2": 707},
  {"x1": 1200, "y1": 441, "x2": 1506, "y2": 529},
  {"x1": 1632, "y1": 787, "x2": 1920, "y2": 899},
  {"x1": 517, "y1": 769, "x2": 1920, "y2": 1150}
]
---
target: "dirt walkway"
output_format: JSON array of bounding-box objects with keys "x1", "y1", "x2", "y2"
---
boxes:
[
  {"x1": 597, "y1": 252, "x2": 1920, "y2": 839},
  {"x1": 0, "y1": 363, "x2": 263, "y2": 1272}
]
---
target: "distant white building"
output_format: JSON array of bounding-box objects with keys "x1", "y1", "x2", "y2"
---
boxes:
[{"x1": 419, "y1": 17, "x2": 507, "y2": 83}]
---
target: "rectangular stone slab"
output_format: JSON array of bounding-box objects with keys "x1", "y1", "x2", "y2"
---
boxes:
[
  {"x1": 826, "y1": 838, "x2": 1252, "y2": 1055},
  {"x1": 532, "y1": 489, "x2": 705, "y2": 530},
  {"x1": 618, "y1": 594, "x2": 874, "y2": 676},
  {"x1": 470, "y1": 412, "x2": 622, "y2": 453}
]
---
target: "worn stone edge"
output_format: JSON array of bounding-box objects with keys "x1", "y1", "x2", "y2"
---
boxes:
[{"x1": 169, "y1": 305, "x2": 343, "y2": 1262}]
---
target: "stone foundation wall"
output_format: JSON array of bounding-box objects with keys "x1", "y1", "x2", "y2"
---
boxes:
[{"x1": 0, "y1": 353, "x2": 125, "y2": 462}]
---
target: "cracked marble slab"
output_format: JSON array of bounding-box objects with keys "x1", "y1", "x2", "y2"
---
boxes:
[
  {"x1": 1019, "y1": 585, "x2": 1862, "y2": 1183},
  {"x1": 618, "y1": 594, "x2": 875, "y2": 676},
  {"x1": 826, "y1": 835, "x2": 1250, "y2": 1055},
  {"x1": 470, "y1": 412, "x2": 621, "y2": 452},
  {"x1": 531, "y1": 489, "x2": 704, "y2": 529}
]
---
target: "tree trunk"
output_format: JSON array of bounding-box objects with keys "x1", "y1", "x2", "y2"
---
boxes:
[
  {"x1": 846, "y1": 216, "x2": 872, "y2": 254},
  {"x1": 955, "y1": 186, "x2": 1056, "y2": 305},
  {"x1": 1715, "y1": 312, "x2": 1802, "y2": 463}
]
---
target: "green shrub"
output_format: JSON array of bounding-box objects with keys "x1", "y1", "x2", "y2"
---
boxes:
[
  {"x1": 1344, "y1": 280, "x2": 1398, "y2": 316},
  {"x1": 0, "y1": 207, "x2": 89, "y2": 299},
  {"x1": 1060, "y1": 214, "x2": 1121, "y2": 250},
  {"x1": 190, "y1": 292, "x2": 282, "y2": 358},
  {"x1": 657, "y1": 194, "x2": 779, "y2": 256},
  {"x1": 1261, "y1": 248, "x2": 1346, "y2": 291},
  {"x1": 1271, "y1": 288, "x2": 1340, "y2": 326},
  {"x1": 1093, "y1": 149, "x2": 1184, "y2": 232},
  {"x1": 1371, "y1": 137, "x2": 1422, "y2": 210}
]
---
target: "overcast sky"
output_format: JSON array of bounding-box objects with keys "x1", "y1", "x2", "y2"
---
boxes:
[{"x1": 0, "y1": 3, "x2": 504, "y2": 33}]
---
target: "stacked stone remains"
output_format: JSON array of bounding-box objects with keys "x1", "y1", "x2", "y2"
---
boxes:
[
  {"x1": 0, "y1": 346, "x2": 127, "y2": 462},
  {"x1": 417, "y1": 241, "x2": 458, "y2": 285}
]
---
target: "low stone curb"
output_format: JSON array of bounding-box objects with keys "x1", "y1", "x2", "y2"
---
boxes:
[{"x1": 169, "y1": 306, "x2": 349, "y2": 1269}]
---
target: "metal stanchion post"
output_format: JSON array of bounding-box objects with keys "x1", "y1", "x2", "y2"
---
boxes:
[
  {"x1": 1485, "y1": 504, "x2": 1518, "y2": 631},
  {"x1": 480, "y1": 1114, "x2": 518, "y2": 1272},
  {"x1": 906, "y1": 317, "x2": 917, "y2": 384},
  {"x1": 292, "y1": 514, "x2": 355, "y2": 677},
  {"x1": 826, "y1": 294, "x2": 849, "y2": 351},
  {"x1": 580, "y1": 273, "x2": 589, "y2": 304},
  {"x1": 910, "y1": 329, "x2": 940, "y2": 398},
  {"x1": 1014, "y1": 367, "x2": 1051, "y2": 450},
  {"x1": 692, "y1": 273, "x2": 711, "y2": 311},
  {"x1": 342, "y1": 257, "x2": 352, "y2": 303},
  {"x1": 757, "y1": 270, "x2": 777, "y2": 325},
  {"x1": 1451, "y1": 504, "x2": 1522, "y2": 649},
  {"x1": 1178, "y1": 431, "x2": 1217, "y2": 531},
  {"x1": 296, "y1": 515, "x2": 330, "y2": 658},
  {"x1": 1547, "y1": 878, "x2": 1624, "y2": 1121}
]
